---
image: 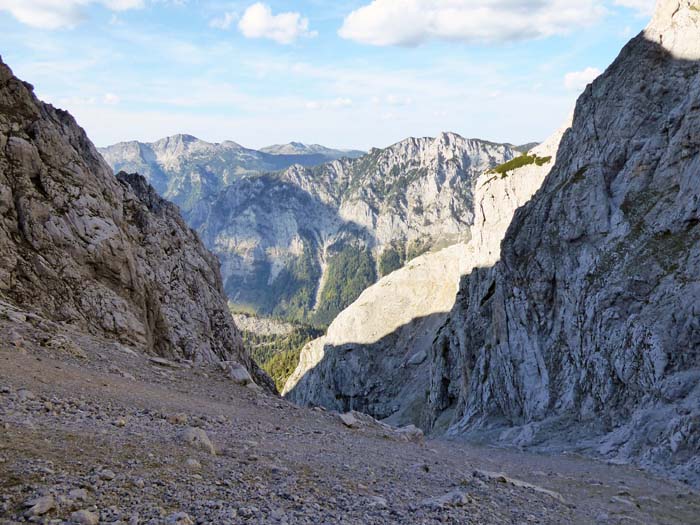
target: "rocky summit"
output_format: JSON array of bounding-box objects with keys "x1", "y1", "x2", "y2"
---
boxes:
[{"x1": 426, "y1": 0, "x2": 700, "y2": 485}]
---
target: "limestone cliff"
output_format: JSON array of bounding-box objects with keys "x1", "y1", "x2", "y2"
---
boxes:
[
  {"x1": 0, "y1": 57, "x2": 271, "y2": 389},
  {"x1": 428, "y1": 0, "x2": 700, "y2": 485},
  {"x1": 283, "y1": 125, "x2": 568, "y2": 423}
]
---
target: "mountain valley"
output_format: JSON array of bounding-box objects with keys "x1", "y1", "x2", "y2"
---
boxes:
[{"x1": 1, "y1": 0, "x2": 700, "y2": 523}]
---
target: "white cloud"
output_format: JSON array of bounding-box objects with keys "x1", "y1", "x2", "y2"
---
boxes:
[
  {"x1": 305, "y1": 97, "x2": 353, "y2": 110},
  {"x1": 338, "y1": 0, "x2": 607, "y2": 46},
  {"x1": 564, "y1": 67, "x2": 601, "y2": 90},
  {"x1": 210, "y1": 11, "x2": 237, "y2": 30},
  {"x1": 238, "y1": 2, "x2": 316, "y2": 45},
  {"x1": 0, "y1": 0, "x2": 144, "y2": 29},
  {"x1": 613, "y1": 0, "x2": 655, "y2": 16},
  {"x1": 103, "y1": 93, "x2": 121, "y2": 105}
]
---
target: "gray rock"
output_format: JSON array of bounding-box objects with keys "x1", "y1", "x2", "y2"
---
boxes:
[
  {"x1": 406, "y1": 351, "x2": 427, "y2": 366},
  {"x1": 166, "y1": 511, "x2": 194, "y2": 524},
  {"x1": 420, "y1": 490, "x2": 469, "y2": 509},
  {"x1": 185, "y1": 458, "x2": 201, "y2": 470},
  {"x1": 181, "y1": 427, "x2": 216, "y2": 455},
  {"x1": 98, "y1": 469, "x2": 116, "y2": 481},
  {"x1": 426, "y1": 0, "x2": 700, "y2": 486},
  {"x1": 395, "y1": 425, "x2": 424, "y2": 444},
  {"x1": 71, "y1": 509, "x2": 99, "y2": 525},
  {"x1": 68, "y1": 489, "x2": 89, "y2": 501},
  {"x1": 0, "y1": 57, "x2": 273, "y2": 392},
  {"x1": 17, "y1": 389, "x2": 36, "y2": 401},
  {"x1": 225, "y1": 362, "x2": 254, "y2": 386},
  {"x1": 338, "y1": 412, "x2": 359, "y2": 428},
  {"x1": 24, "y1": 495, "x2": 55, "y2": 516}
]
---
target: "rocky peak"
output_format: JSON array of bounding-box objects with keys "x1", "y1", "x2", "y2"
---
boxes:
[
  {"x1": 646, "y1": 0, "x2": 700, "y2": 60},
  {"x1": 0, "y1": 56, "x2": 272, "y2": 390},
  {"x1": 423, "y1": 0, "x2": 700, "y2": 484}
]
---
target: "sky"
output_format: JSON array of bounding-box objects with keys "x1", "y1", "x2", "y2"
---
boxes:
[{"x1": 0, "y1": 0, "x2": 655, "y2": 150}]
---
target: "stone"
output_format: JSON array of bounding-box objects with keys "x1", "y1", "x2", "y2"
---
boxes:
[
  {"x1": 185, "y1": 458, "x2": 201, "y2": 470},
  {"x1": 406, "y1": 351, "x2": 427, "y2": 366},
  {"x1": 337, "y1": 412, "x2": 359, "y2": 428},
  {"x1": 167, "y1": 413, "x2": 189, "y2": 425},
  {"x1": 395, "y1": 425, "x2": 424, "y2": 444},
  {"x1": 71, "y1": 510, "x2": 99, "y2": 525},
  {"x1": 114, "y1": 417, "x2": 127, "y2": 427},
  {"x1": 6, "y1": 310, "x2": 26, "y2": 323},
  {"x1": 367, "y1": 496, "x2": 388, "y2": 509},
  {"x1": 166, "y1": 512, "x2": 194, "y2": 524},
  {"x1": 99, "y1": 469, "x2": 116, "y2": 481},
  {"x1": 420, "y1": 490, "x2": 469, "y2": 509},
  {"x1": 181, "y1": 427, "x2": 216, "y2": 455},
  {"x1": 149, "y1": 357, "x2": 181, "y2": 368},
  {"x1": 17, "y1": 389, "x2": 36, "y2": 401},
  {"x1": 473, "y1": 470, "x2": 565, "y2": 503},
  {"x1": 24, "y1": 495, "x2": 55, "y2": 516},
  {"x1": 68, "y1": 489, "x2": 89, "y2": 501},
  {"x1": 225, "y1": 362, "x2": 254, "y2": 386}
]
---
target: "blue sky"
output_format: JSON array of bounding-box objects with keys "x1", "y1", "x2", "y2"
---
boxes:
[{"x1": 0, "y1": 0, "x2": 654, "y2": 150}]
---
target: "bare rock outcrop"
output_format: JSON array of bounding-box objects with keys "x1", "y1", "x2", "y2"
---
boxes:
[
  {"x1": 428, "y1": 0, "x2": 700, "y2": 485},
  {"x1": 0, "y1": 57, "x2": 270, "y2": 389}
]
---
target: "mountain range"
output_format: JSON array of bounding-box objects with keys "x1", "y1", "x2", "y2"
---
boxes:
[{"x1": 101, "y1": 132, "x2": 521, "y2": 326}]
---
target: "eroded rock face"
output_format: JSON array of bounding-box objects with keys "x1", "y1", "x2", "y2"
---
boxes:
[
  {"x1": 429, "y1": 1, "x2": 700, "y2": 484},
  {"x1": 0, "y1": 57, "x2": 270, "y2": 388},
  {"x1": 283, "y1": 126, "x2": 568, "y2": 424},
  {"x1": 105, "y1": 131, "x2": 519, "y2": 324}
]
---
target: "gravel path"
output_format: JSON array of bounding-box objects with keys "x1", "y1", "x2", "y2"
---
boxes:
[{"x1": 1, "y1": 311, "x2": 698, "y2": 524}]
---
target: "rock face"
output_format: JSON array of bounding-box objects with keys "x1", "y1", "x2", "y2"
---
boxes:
[
  {"x1": 99, "y1": 136, "x2": 363, "y2": 213},
  {"x1": 190, "y1": 135, "x2": 518, "y2": 324},
  {"x1": 283, "y1": 127, "x2": 567, "y2": 423},
  {"x1": 0, "y1": 57, "x2": 269, "y2": 388},
  {"x1": 428, "y1": 1, "x2": 700, "y2": 485}
]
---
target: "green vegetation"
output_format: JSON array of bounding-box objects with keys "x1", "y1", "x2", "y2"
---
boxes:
[
  {"x1": 406, "y1": 238, "x2": 431, "y2": 261},
  {"x1": 313, "y1": 245, "x2": 377, "y2": 327},
  {"x1": 379, "y1": 244, "x2": 406, "y2": 277},
  {"x1": 268, "y1": 240, "x2": 321, "y2": 323},
  {"x1": 489, "y1": 153, "x2": 552, "y2": 178},
  {"x1": 242, "y1": 324, "x2": 323, "y2": 391},
  {"x1": 571, "y1": 166, "x2": 589, "y2": 184}
]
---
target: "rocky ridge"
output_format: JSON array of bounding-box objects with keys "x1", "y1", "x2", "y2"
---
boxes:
[
  {"x1": 427, "y1": 0, "x2": 700, "y2": 485},
  {"x1": 259, "y1": 141, "x2": 364, "y2": 158},
  {"x1": 0, "y1": 57, "x2": 269, "y2": 388},
  {"x1": 98, "y1": 135, "x2": 363, "y2": 213}
]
